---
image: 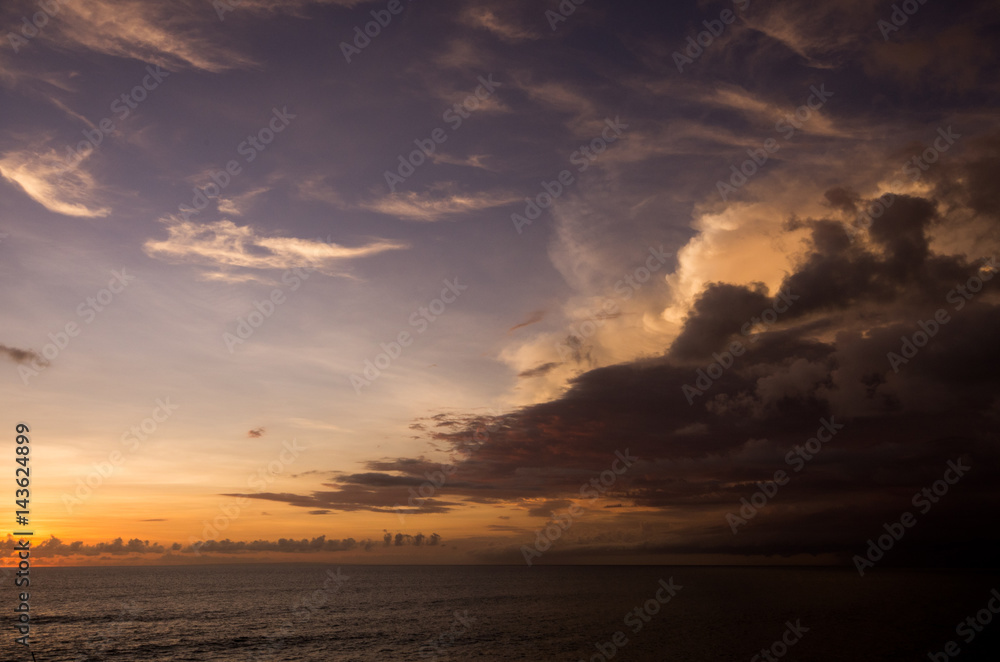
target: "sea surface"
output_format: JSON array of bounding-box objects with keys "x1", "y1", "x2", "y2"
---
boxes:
[{"x1": 4, "y1": 565, "x2": 1000, "y2": 661}]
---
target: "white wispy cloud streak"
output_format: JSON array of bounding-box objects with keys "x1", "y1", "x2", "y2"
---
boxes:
[
  {"x1": 0, "y1": 146, "x2": 109, "y2": 217},
  {"x1": 143, "y1": 218, "x2": 408, "y2": 277},
  {"x1": 361, "y1": 189, "x2": 519, "y2": 222}
]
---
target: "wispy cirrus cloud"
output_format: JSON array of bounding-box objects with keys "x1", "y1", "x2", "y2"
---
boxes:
[
  {"x1": 0, "y1": 146, "x2": 109, "y2": 217},
  {"x1": 143, "y1": 218, "x2": 408, "y2": 276},
  {"x1": 430, "y1": 152, "x2": 496, "y2": 172},
  {"x1": 295, "y1": 177, "x2": 345, "y2": 208},
  {"x1": 3, "y1": 0, "x2": 379, "y2": 75},
  {"x1": 361, "y1": 188, "x2": 519, "y2": 222},
  {"x1": 217, "y1": 187, "x2": 269, "y2": 216},
  {"x1": 46, "y1": 0, "x2": 257, "y2": 73},
  {"x1": 459, "y1": 5, "x2": 540, "y2": 43}
]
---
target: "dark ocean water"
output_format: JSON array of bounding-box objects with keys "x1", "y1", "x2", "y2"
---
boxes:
[{"x1": 4, "y1": 565, "x2": 1000, "y2": 661}]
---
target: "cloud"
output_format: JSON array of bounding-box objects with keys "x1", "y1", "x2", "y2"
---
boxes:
[
  {"x1": 430, "y1": 153, "x2": 496, "y2": 171},
  {"x1": 188, "y1": 532, "x2": 441, "y2": 554},
  {"x1": 517, "y1": 362, "x2": 560, "y2": 379},
  {"x1": 360, "y1": 188, "x2": 519, "y2": 222},
  {"x1": 0, "y1": 532, "x2": 442, "y2": 557},
  {"x1": 738, "y1": 0, "x2": 881, "y2": 67},
  {"x1": 668, "y1": 282, "x2": 772, "y2": 361},
  {"x1": 0, "y1": 344, "x2": 46, "y2": 365},
  {"x1": 514, "y1": 79, "x2": 600, "y2": 136},
  {"x1": 459, "y1": 5, "x2": 540, "y2": 43},
  {"x1": 508, "y1": 310, "x2": 546, "y2": 334},
  {"x1": 2, "y1": 0, "x2": 376, "y2": 78},
  {"x1": 217, "y1": 187, "x2": 269, "y2": 216},
  {"x1": 215, "y1": 0, "x2": 371, "y2": 14},
  {"x1": 0, "y1": 146, "x2": 110, "y2": 217},
  {"x1": 526, "y1": 499, "x2": 574, "y2": 517},
  {"x1": 295, "y1": 177, "x2": 345, "y2": 208},
  {"x1": 863, "y1": 14, "x2": 1000, "y2": 93},
  {"x1": 51, "y1": 0, "x2": 257, "y2": 73},
  {"x1": 225, "y1": 485, "x2": 463, "y2": 515},
  {"x1": 1, "y1": 536, "x2": 167, "y2": 557},
  {"x1": 237, "y1": 161, "x2": 1000, "y2": 563},
  {"x1": 198, "y1": 271, "x2": 267, "y2": 284},
  {"x1": 143, "y1": 218, "x2": 407, "y2": 276}
]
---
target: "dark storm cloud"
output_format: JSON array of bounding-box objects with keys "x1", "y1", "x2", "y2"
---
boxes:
[
  {"x1": 958, "y1": 153, "x2": 1000, "y2": 218},
  {"x1": 224, "y1": 488, "x2": 463, "y2": 514},
  {"x1": 233, "y1": 148, "x2": 1000, "y2": 562},
  {"x1": 668, "y1": 283, "x2": 772, "y2": 361},
  {"x1": 926, "y1": 134, "x2": 1000, "y2": 221},
  {"x1": 782, "y1": 200, "x2": 987, "y2": 320},
  {"x1": 824, "y1": 187, "x2": 860, "y2": 214},
  {"x1": 669, "y1": 190, "x2": 993, "y2": 365}
]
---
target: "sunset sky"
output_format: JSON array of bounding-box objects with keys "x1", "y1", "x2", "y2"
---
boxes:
[{"x1": 1, "y1": 0, "x2": 998, "y2": 566}]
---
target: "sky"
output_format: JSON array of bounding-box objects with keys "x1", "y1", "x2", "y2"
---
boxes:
[{"x1": 0, "y1": 0, "x2": 998, "y2": 567}]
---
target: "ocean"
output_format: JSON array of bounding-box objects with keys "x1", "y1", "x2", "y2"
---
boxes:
[{"x1": 5, "y1": 565, "x2": 1000, "y2": 661}]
